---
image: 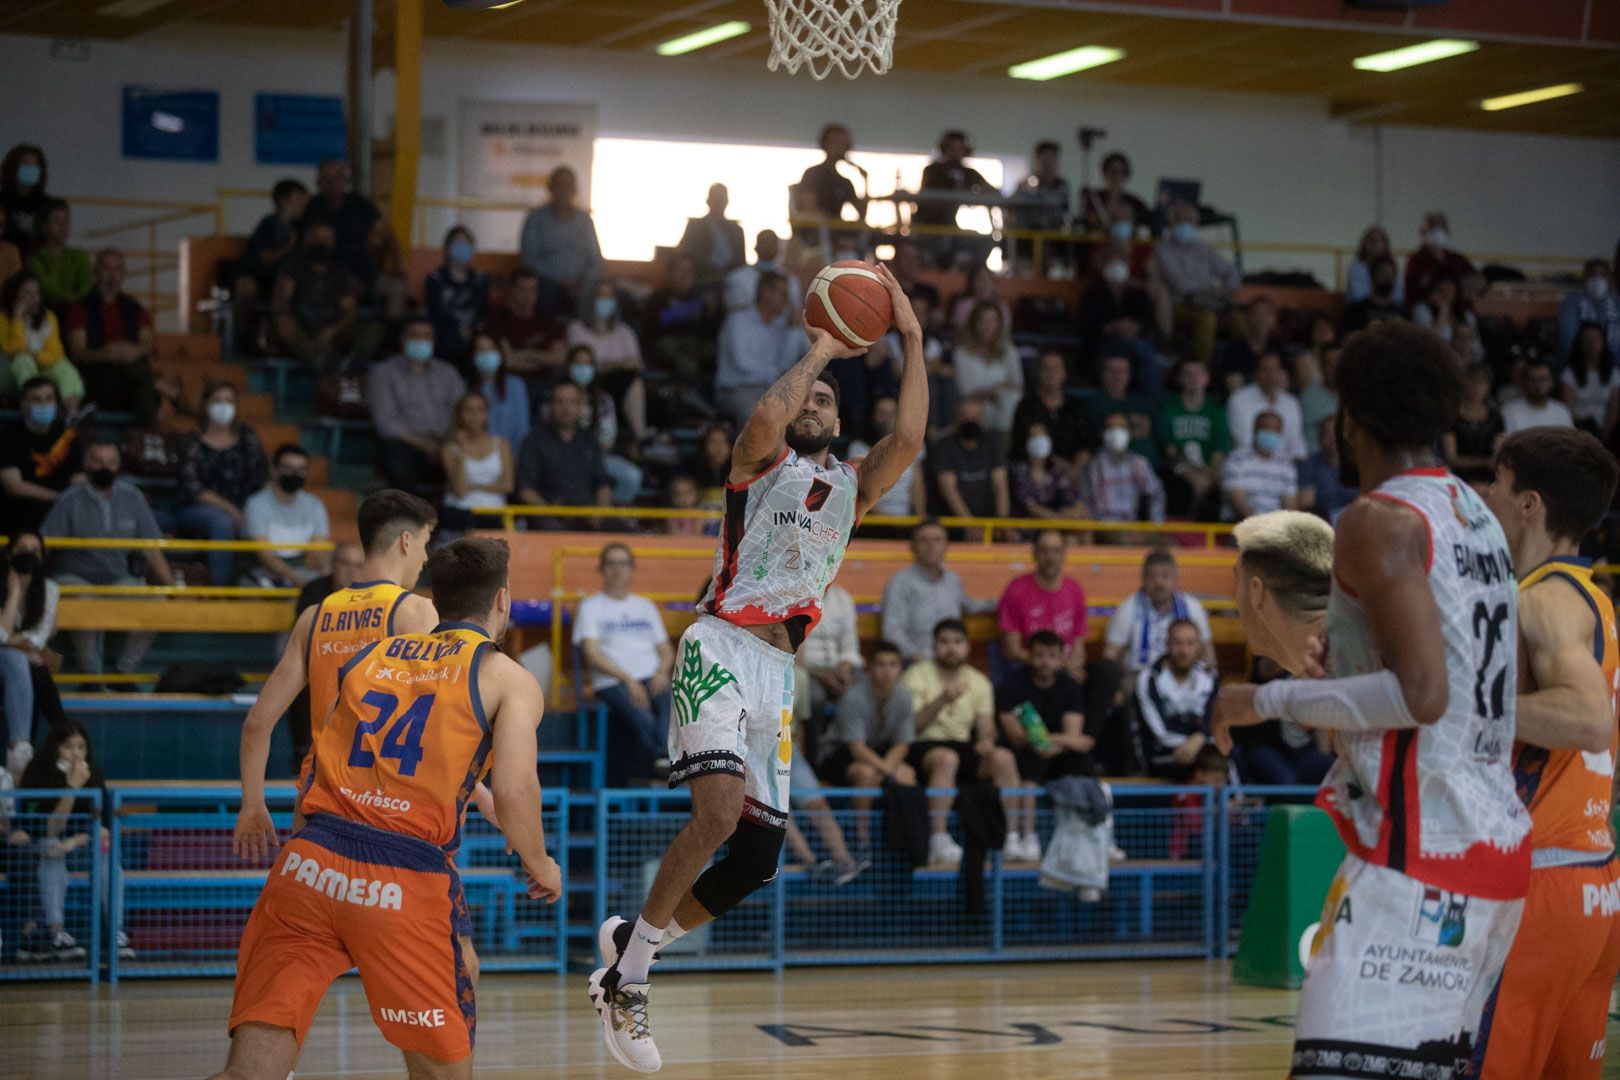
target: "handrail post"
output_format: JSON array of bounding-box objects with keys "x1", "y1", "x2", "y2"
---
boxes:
[
  {"x1": 982, "y1": 522, "x2": 993, "y2": 546},
  {"x1": 550, "y1": 547, "x2": 565, "y2": 703},
  {"x1": 148, "y1": 221, "x2": 159, "y2": 314}
]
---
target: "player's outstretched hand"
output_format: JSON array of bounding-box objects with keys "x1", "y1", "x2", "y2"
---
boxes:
[
  {"x1": 1211, "y1": 683, "x2": 1265, "y2": 755},
  {"x1": 233, "y1": 801, "x2": 279, "y2": 863},
  {"x1": 805, "y1": 324, "x2": 866, "y2": 360},
  {"x1": 876, "y1": 263, "x2": 922, "y2": 341},
  {"x1": 525, "y1": 855, "x2": 563, "y2": 904}
]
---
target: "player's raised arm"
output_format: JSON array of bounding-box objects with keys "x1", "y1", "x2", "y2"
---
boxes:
[
  {"x1": 731, "y1": 327, "x2": 863, "y2": 484},
  {"x1": 234, "y1": 604, "x2": 318, "y2": 861},
  {"x1": 855, "y1": 264, "x2": 927, "y2": 516},
  {"x1": 485, "y1": 652, "x2": 561, "y2": 902},
  {"x1": 1515, "y1": 580, "x2": 1613, "y2": 753}
]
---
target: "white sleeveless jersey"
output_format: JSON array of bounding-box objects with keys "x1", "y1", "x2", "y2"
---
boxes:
[
  {"x1": 702, "y1": 446, "x2": 860, "y2": 648},
  {"x1": 1319, "y1": 467, "x2": 1531, "y2": 900}
]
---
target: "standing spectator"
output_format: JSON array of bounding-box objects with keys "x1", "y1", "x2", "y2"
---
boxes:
[
  {"x1": 42, "y1": 437, "x2": 174, "y2": 678},
  {"x1": 568, "y1": 280, "x2": 647, "y2": 446},
  {"x1": 423, "y1": 226, "x2": 490, "y2": 366},
  {"x1": 1010, "y1": 350, "x2": 1086, "y2": 468},
  {"x1": 1222, "y1": 412, "x2": 1299, "y2": 520},
  {"x1": 1162, "y1": 357, "x2": 1229, "y2": 518},
  {"x1": 1078, "y1": 251, "x2": 1157, "y2": 374},
  {"x1": 1296, "y1": 415, "x2": 1358, "y2": 524},
  {"x1": 368, "y1": 315, "x2": 465, "y2": 495},
  {"x1": 1149, "y1": 201, "x2": 1240, "y2": 366},
  {"x1": 951, "y1": 301, "x2": 1023, "y2": 434},
  {"x1": 1227, "y1": 352, "x2": 1306, "y2": 459},
  {"x1": 1006, "y1": 140, "x2": 1070, "y2": 271},
  {"x1": 271, "y1": 222, "x2": 379, "y2": 371},
  {"x1": 848, "y1": 396, "x2": 925, "y2": 518},
  {"x1": 1442, "y1": 364, "x2": 1505, "y2": 487},
  {"x1": 2, "y1": 533, "x2": 64, "y2": 774},
  {"x1": 714, "y1": 271, "x2": 803, "y2": 429},
  {"x1": 439, "y1": 391, "x2": 515, "y2": 534},
  {"x1": 489, "y1": 269, "x2": 566, "y2": 376},
  {"x1": 232, "y1": 179, "x2": 308, "y2": 352},
  {"x1": 0, "y1": 205, "x2": 22, "y2": 286},
  {"x1": 820, "y1": 641, "x2": 914, "y2": 852},
  {"x1": 566, "y1": 345, "x2": 644, "y2": 506},
  {"x1": 574, "y1": 542, "x2": 672, "y2": 786},
  {"x1": 677, "y1": 184, "x2": 746, "y2": 287},
  {"x1": 63, "y1": 249, "x2": 160, "y2": 427},
  {"x1": 1078, "y1": 151, "x2": 1150, "y2": 234},
  {"x1": 915, "y1": 130, "x2": 994, "y2": 270},
  {"x1": 1401, "y1": 210, "x2": 1475, "y2": 304},
  {"x1": 1012, "y1": 422, "x2": 1086, "y2": 519},
  {"x1": 518, "y1": 166, "x2": 602, "y2": 318},
  {"x1": 0, "y1": 378, "x2": 83, "y2": 533},
  {"x1": 467, "y1": 331, "x2": 530, "y2": 453},
  {"x1": 241, "y1": 444, "x2": 330, "y2": 588},
  {"x1": 515, "y1": 381, "x2": 613, "y2": 515},
  {"x1": 881, "y1": 519, "x2": 974, "y2": 664},
  {"x1": 1, "y1": 270, "x2": 80, "y2": 408},
  {"x1": 795, "y1": 582, "x2": 863, "y2": 722},
  {"x1": 25, "y1": 200, "x2": 91, "y2": 312},
  {"x1": 1082, "y1": 352, "x2": 1162, "y2": 465},
  {"x1": 1562, "y1": 322, "x2": 1619, "y2": 438},
  {"x1": 1081, "y1": 413, "x2": 1166, "y2": 526},
  {"x1": 1339, "y1": 254, "x2": 1406, "y2": 335},
  {"x1": 932, "y1": 401, "x2": 1010, "y2": 521},
  {"x1": 1216, "y1": 297, "x2": 1284, "y2": 393},
  {"x1": 793, "y1": 123, "x2": 867, "y2": 255},
  {"x1": 1557, "y1": 259, "x2": 1620, "y2": 364},
  {"x1": 996, "y1": 629, "x2": 1095, "y2": 861},
  {"x1": 947, "y1": 264, "x2": 1011, "y2": 333},
  {"x1": 644, "y1": 252, "x2": 720, "y2": 386},
  {"x1": 1501, "y1": 357, "x2": 1574, "y2": 433},
  {"x1": 1344, "y1": 226, "x2": 1402, "y2": 304},
  {"x1": 176, "y1": 381, "x2": 269, "y2": 586},
  {"x1": 1103, "y1": 550, "x2": 1214, "y2": 678},
  {"x1": 1133, "y1": 619, "x2": 1218, "y2": 781},
  {"x1": 724, "y1": 229, "x2": 800, "y2": 313},
  {"x1": 1, "y1": 145, "x2": 50, "y2": 253},
  {"x1": 298, "y1": 158, "x2": 381, "y2": 284}
]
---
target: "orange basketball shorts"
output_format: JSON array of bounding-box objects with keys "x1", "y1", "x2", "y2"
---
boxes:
[
  {"x1": 1476, "y1": 855, "x2": 1620, "y2": 1079},
  {"x1": 229, "y1": 814, "x2": 476, "y2": 1062}
]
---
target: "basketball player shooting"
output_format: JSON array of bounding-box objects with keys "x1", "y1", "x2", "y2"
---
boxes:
[
  {"x1": 587, "y1": 263, "x2": 926, "y2": 1073},
  {"x1": 1213, "y1": 321, "x2": 1531, "y2": 1079}
]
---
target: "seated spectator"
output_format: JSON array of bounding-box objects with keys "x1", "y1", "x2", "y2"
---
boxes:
[
  {"x1": 953, "y1": 302, "x2": 1022, "y2": 434},
  {"x1": 1297, "y1": 415, "x2": 1358, "y2": 524},
  {"x1": 0, "y1": 378, "x2": 84, "y2": 532},
  {"x1": 643, "y1": 251, "x2": 720, "y2": 386},
  {"x1": 794, "y1": 582, "x2": 862, "y2": 723},
  {"x1": 1, "y1": 270, "x2": 80, "y2": 409},
  {"x1": 363, "y1": 220, "x2": 411, "y2": 333},
  {"x1": 1215, "y1": 297, "x2": 1284, "y2": 394},
  {"x1": 63, "y1": 249, "x2": 160, "y2": 427},
  {"x1": 0, "y1": 206, "x2": 22, "y2": 286},
  {"x1": 902, "y1": 618, "x2": 1015, "y2": 867},
  {"x1": 1149, "y1": 201, "x2": 1240, "y2": 366},
  {"x1": 516, "y1": 381, "x2": 613, "y2": 517},
  {"x1": 42, "y1": 437, "x2": 174, "y2": 678},
  {"x1": 1296, "y1": 337, "x2": 1338, "y2": 454},
  {"x1": 1344, "y1": 225, "x2": 1402, "y2": 305},
  {"x1": 715, "y1": 271, "x2": 804, "y2": 428},
  {"x1": 440, "y1": 391, "x2": 514, "y2": 534},
  {"x1": 1339, "y1": 254, "x2": 1406, "y2": 335},
  {"x1": 298, "y1": 158, "x2": 381, "y2": 284},
  {"x1": 25, "y1": 200, "x2": 91, "y2": 313},
  {"x1": 271, "y1": 222, "x2": 381, "y2": 371},
  {"x1": 948, "y1": 264, "x2": 1011, "y2": 333},
  {"x1": 1102, "y1": 550, "x2": 1214, "y2": 679},
  {"x1": 1, "y1": 145, "x2": 50, "y2": 254},
  {"x1": 724, "y1": 229, "x2": 800, "y2": 313},
  {"x1": 489, "y1": 269, "x2": 567, "y2": 376},
  {"x1": 1082, "y1": 352, "x2": 1162, "y2": 466},
  {"x1": 1161, "y1": 357, "x2": 1228, "y2": 518},
  {"x1": 1078, "y1": 250, "x2": 1157, "y2": 375},
  {"x1": 1558, "y1": 259, "x2": 1620, "y2": 364},
  {"x1": 467, "y1": 331, "x2": 531, "y2": 453},
  {"x1": 848, "y1": 396, "x2": 925, "y2": 518},
  {"x1": 1402, "y1": 210, "x2": 1475, "y2": 303},
  {"x1": 369, "y1": 315, "x2": 465, "y2": 495},
  {"x1": 996, "y1": 629, "x2": 1095, "y2": 861},
  {"x1": 2, "y1": 533, "x2": 64, "y2": 775},
  {"x1": 1562, "y1": 321, "x2": 1619, "y2": 439},
  {"x1": 1443, "y1": 363, "x2": 1505, "y2": 487},
  {"x1": 1410, "y1": 272, "x2": 1480, "y2": 360},
  {"x1": 931, "y1": 401, "x2": 1010, "y2": 520},
  {"x1": 568, "y1": 280, "x2": 647, "y2": 446},
  {"x1": 1501, "y1": 357, "x2": 1574, "y2": 433},
  {"x1": 677, "y1": 183, "x2": 746, "y2": 287},
  {"x1": 1013, "y1": 422, "x2": 1086, "y2": 519},
  {"x1": 519, "y1": 165, "x2": 602, "y2": 319},
  {"x1": 1133, "y1": 619, "x2": 1217, "y2": 781},
  {"x1": 687, "y1": 421, "x2": 735, "y2": 508},
  {"x1": 566, "y1": 345, "x2": 644, "y2": 506},
  {"x1": 232, "y1": 179, "x2": 308, "y2": 352},
  {"x1": 916, "y1": 130, "x2": 995, "y2": 271},
  {"x1": 881, "y1": 519, "x2": 974, "y2": 664},
  {"x1": 662, "y1": 473, "x2": 708, "y2": 537},
  {"x1": 242, "y1": 443, "x2": 330, "y2": 588},
  {"x1": 1227, "y1": 351, "x2": 1305, "y2": 459},
  {"x1": 890, "y1": 238, "x2": 942, "y2": 318},
  {"x1": 424, "y1": 225, "x2": 490, "y2": 366},
  {"x1": 1010, "y1": 350, "x2": 1086, "y2": 469},
  {"x1": 176, "y1": 381, "x2": 270, "y2": 586},
  {"x1": 819, "y1": 641, "x2": 914, "y2": 852},
  {"x1": 1081, "y1": 412, "x2": 1166, "y2": 526},
  {"x1": 574, "y1": 542, "x2": 673, "y2": 786},
  {"x1": 1222, "y1": 411, "x2": 1299, "y2": 521},
  {"x1": 1078, "y1": 151, "x2": 1150, "y2": 235}
]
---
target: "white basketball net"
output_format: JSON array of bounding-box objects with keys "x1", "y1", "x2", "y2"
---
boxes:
[{"x1": 765, "y1": 0, "x2": 901, "y2": 80}]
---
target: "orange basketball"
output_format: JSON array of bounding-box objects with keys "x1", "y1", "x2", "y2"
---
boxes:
[{"x1": 804, "y1": 260, "x2": 893, "y2": 349}]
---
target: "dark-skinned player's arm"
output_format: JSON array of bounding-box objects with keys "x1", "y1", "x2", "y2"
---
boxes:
[
  {"x1": 854, "y1": 265, "x2": 928, "y2": 515},
  {"x1": 1214, "y1": 497, "x2": 1448, "y2": 753},
  {"x1": 730, "y1": 324, "x2": 864, "y2": 485},
  {"x1": 1515, "y1": 579, "x2": 1613, "y2": 754},
  {"x1": 484, "y1": 651, "x2": 562, "y2": 902},
  {"x1": 233, "y1": 604, "x2": 318, "y2": 862}
]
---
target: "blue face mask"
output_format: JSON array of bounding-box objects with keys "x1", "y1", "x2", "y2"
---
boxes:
[
  {"x1": 474, "y1": 349, "x2": 502, "y2": 375},
  {"x1": 17, "y1": 162, "x2": 41, "y2": 188},
  {"x1": 594, "y1": 296, "x2": 617, "y2": 322},
  {"x1": 27, "y1": 402, "x2": 57, "y2": 428},
  {"x1": 1110, "y1": 220, "x2": 1133, "y2": 242},
  {"x1": 404, "y1": 339, "x2": 434, "y2": 362},
  {"x1": 1255, "y1": 429, "x2": 1283, "y2": 454},
  {"x1": 570, "y1": 363, "x2": 595, "y2": 386},
  {"x1": 1171, "y1": 222, "x2": 1198, "y2": 244},
  {"x1": 448, "y1": 239, "x2": 474, "y2": 266}
]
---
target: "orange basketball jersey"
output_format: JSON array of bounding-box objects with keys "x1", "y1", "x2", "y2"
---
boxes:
[
  {"x1": 1512, "y1": 557, "x2": 1620, "y2": 857},
  {"x1": 301, "y1": 622, "x2": 494, "y2": 851},
  {"x1": 306, "y1": 580, "x2": 412, "y2": 739}
]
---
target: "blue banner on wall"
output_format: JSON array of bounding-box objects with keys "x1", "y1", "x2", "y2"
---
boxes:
[
  {"x1": 122, "y1": 86, "x2": 219, "y2": 162},
  {"x1": 255, "y1": 93, "x2": 347, "y2": 166}
]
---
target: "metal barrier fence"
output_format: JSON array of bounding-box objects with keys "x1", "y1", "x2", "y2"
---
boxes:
[
  {"x1": 1217, "y1": 785, "x2": 1321, "y2": 958},
  {"x1": 0, "y1": 788, "x2": 105, "y2": 981}
]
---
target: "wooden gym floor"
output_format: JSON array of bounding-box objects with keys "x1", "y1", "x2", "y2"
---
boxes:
[{"x1": 5, "y1": 960, "x2": 1617, "y2": 1078}]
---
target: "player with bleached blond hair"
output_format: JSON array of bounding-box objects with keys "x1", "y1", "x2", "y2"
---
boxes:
[{"x1": 1229, "y1": 510, "x2": 1335, "y2": 676}]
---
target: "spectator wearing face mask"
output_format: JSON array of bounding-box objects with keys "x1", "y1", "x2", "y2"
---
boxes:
[
  {"x1": 0, "y1": 378, "x2": 84, "y2": 533},
  {"x1": 424, "y1": 225, "x2": 490, "y2": 365},
  {"x1": 1078, "y1": 151, "x2": 1150, "y2": 235},
  {"x1": 1221, "y1": 412, "x2": 1299, "y2": 521},
  {"x1": 368, "y1": 315, "x2": 466, "y2": 496},
  {"x1": 1226, "y1": 352, "x2": 1306, "y2": 460},
  {"x1": 1012, "y1": 422, "x2": 1086, "y2": 519},
  {"x1": 1078, "y1": 249, "x2": 1157, "y2": 374},
  {"x1": 1148, "y1": 201, "x2": 1239, "y2": 367},
  {"x1": 466, "y1": 331, "x2": 530, "y2": 452},
  {"x1": 1, "y1": 145, "x2": 50, "y2": 254},
  {"x1": 1340, "y1": 254, "x2": 1406, "y2": 335},
  {"x1": 271, "y1": 222, "x2": 382, "y2": 371},
  {"x1": 931, "y1": 401, "x2": 1010, "y2": 521},
  {"x1": 1082, "y1": 352, "x2": 1164, "y2": 466},
  {"x1": 1081, "y1": 412, "x2": 1165, "y2": 525},
  {"x1": 1557, "y1": 259, "x2": 1620, "y2": 366},
  {"x1": 1344, "y1": 226, "x2": 1403, "y2": 305},
  {"x1": 242, "y1": 444, "x2": 330, "y2": 587},
  {"x1": 567, "y1": 280, "x2": 647, "y2": 447},
  {"x1": 176, "y1": 381, "x2": 269, "y2": 586},
  {"x1": 1401, "y1": 210, "x2": 1475, "y2": 304}
]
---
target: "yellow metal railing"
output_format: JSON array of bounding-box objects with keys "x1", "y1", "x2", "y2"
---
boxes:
[
  {"x1": 65, "y1": 195, "x2": 218, "y2": 324},
  {"x1": 34, "y1": 537, "x2": 335, "y2": 552}
]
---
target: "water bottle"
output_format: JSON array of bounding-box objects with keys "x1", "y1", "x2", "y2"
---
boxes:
[{"x1": 1015, "y1": 701, "x2": 1051, "y2": 751}]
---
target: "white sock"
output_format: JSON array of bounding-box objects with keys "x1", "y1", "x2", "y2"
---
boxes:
[
  {"x1": 618, "y1": 916, "x2": 661, "y2": 984},
  {"x1": 662, "y1": 918, "x2": 689, "y2": 945}
]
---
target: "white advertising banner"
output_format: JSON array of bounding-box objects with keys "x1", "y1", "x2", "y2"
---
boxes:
[{"x1": 456, "y1": 100, "x2": 596, "y2": 252}]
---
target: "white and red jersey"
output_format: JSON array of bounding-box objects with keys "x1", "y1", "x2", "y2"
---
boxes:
[
  {"x1": 1319, "y1": 467, "x2": 1531, "y2": 900},
  {"x1": 702, "y1": 445, "x2": 859, "y2": 648}
]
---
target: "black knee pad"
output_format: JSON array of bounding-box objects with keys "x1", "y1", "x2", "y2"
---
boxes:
[{"x1": 690, "y1": 819, "x2": 784, "y2": 919}]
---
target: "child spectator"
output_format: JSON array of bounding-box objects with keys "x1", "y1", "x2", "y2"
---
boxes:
[
  {"x1": 1166, "y1": 744, "x2": 1234, "y2": 861},
  {"x1": 995, "y1": 630, "x2": 1096, "y2": 862}
]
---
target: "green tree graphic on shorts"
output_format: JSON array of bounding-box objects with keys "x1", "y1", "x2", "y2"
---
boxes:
[{"x1": 673, "y1": 638, "x2": 737, "y2": 727}]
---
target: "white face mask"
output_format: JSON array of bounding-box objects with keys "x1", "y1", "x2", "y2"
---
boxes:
[
  {"x1": 1425, "y1": 228, "x2": 1449, "y2": 250},
  {"x1": 1102, "y1": 261, "x2": 1129, "y2": 286},
  {"x1": 1026, "y1": 434, "x2": 1053, "y2": 460},
  {"x1": 1102, "y1": 427, "x2": 1130, "y2": 454},
  {"x1": 207, "y1": 401, "x2": 236, "y2": 427},
  {"x1": 1587, "y1": 277, "x2": 1611, "y2": 302}
]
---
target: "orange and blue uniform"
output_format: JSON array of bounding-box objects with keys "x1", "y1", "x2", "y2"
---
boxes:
[
  {"x1": 298, "y1": 579, "x2": 412, "y2": 782},
  {"x1": 230, "y1": 622, "x2": 495, "y2": 1062},
  {"x1": 1478, "y1": 557, "x2": 1620, "y2": 1079}
]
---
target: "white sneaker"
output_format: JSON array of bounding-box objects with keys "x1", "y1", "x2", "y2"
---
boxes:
[
  {"x1": 588, "y1": 966, "x2": 663, "y2": 1072},
  {"x1": 1004, "y1": 832, "x2": 1023, "y2": 858},
  {"x1": 928, "y1": 833, "x2": 963, "y2": 867},
  {"x1": 1020, "y1": 834, "x2": 1043, "y2": 862}
]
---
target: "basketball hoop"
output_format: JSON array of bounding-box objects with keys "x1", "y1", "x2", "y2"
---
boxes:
[{"x1": 765, "y1": 0, "x2": 901, "y2": 80}]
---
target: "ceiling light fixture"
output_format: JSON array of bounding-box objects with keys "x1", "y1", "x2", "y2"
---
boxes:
[
  {"x1": 1351, "y1": 38, "x2": 1479, "y2": 73},
  {"x1": 1008, "y1": 45, "x2": 1125, "y2": 82},
  {"x1": 1480, "y1": 82, "x2": 1584, "y2": 111},
  {"x1": 657, "y1": 20, "x2": 751, "y2": 57}
]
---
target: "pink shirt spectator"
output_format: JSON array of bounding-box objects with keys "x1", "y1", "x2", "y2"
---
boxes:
[{"x1": 997, "y1": 573, "x2": 1088, "y2": 651}]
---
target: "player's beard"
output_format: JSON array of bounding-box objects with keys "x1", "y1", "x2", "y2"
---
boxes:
[{"x1": 785, "y1": 420, "x2": 834, "y2": 455}]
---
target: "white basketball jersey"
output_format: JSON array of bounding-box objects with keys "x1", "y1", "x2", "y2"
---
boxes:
[
  {"x1": 702, "y1": 446, "x2": 859, "y2": 648},
  {"x1": 1318, "y1": 468, "x2": 1531, "y2": 900}
]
